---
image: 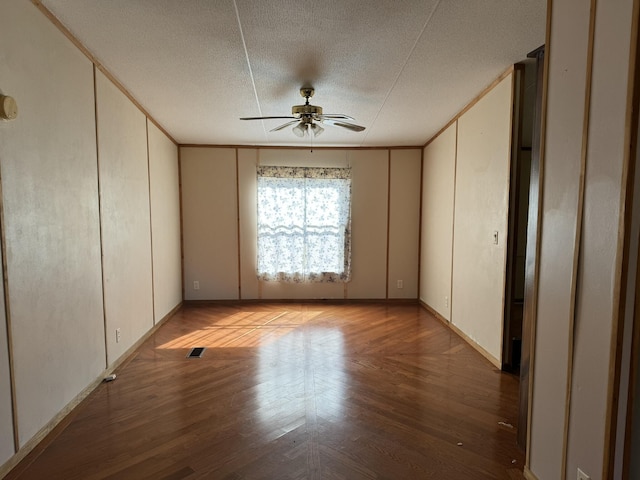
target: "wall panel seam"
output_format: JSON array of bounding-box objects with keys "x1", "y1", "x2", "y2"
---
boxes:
[
  {"x1": 94, "y1": 65, "x2": 110, "y2": 370},
  {"x1": 236, "y1": 148, "x2": 242, "y2": 300},
  {"x1": 0, "y1": 101, "x2": 19, "y2": 453},
  {"x1": 178, "y1": 148, "x2": 185, "y2": 301},
  {"x1": 386, "y1": 150, "x2": 391, "y2": 299},
  {"x1": 145, "y1": 119, "x2": 156, "y2": 324},
  {"x1": 417, "y1": 147, "x2": 424, "y2": 296},
  {"x1": 449, "y1": 121, "x2": 459, "y2": 323},
  {"x1": 562, "y1": 0, "x2": 598, "y2": 477}
]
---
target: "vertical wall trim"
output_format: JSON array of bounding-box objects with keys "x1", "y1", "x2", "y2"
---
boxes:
[
  {"x1": 562, "y1": 0, "x2": 598, "y2": 477},
  {"x1": 178, "y1": 147, "x2": 185, "y2": 301},
  {"x1": 386, "y1": 150, "x2": 391, "y2": 299},
  {"x1": 417, "y1": 147, "x2": 424, "y2": 296},
  {"x1": 0, "y1": 108, "x2": 19, "y2": 454},
  {"x1": 236, "y1": 148, "x2": 242, "y2": 300},
  {"x1": 449, "y1": 121, "x2": 459, "y2": 323},
  {"x1": 145, "y1": 119, "x2": 156, "y2": 324},
  {"x1": 608, "y1": 0, "x2": 640, "y2": 475},
  {"x1": 93, "y1": 66, "x2": 110, "y2": 368},
  {"x1": 623, "y1": 3, "x2": 640, "y2": 476}
]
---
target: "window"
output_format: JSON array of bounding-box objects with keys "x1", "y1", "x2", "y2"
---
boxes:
[{"x1": 256, "y1": 166, "x2": 352, "y2": 283}]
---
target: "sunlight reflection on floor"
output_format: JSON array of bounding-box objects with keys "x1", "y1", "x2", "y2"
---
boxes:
[
  {"x1": 157, "y1": 309, "x2": 324, "y2": 349},
  {"x1": 256, "y1": 325, "x2": 346, "y2": 432},
  {"x1": 156, "y1": 307, "x2": 348, "y2": 433}
]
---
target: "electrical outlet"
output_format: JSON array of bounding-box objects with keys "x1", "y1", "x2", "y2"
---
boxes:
[
  {"x1": 193, "y1": 280, "x2": 200, "y2": 290},
  {"x1": 445, "y1": 296, "x2": 449, "y2": 308},
  {"x1": 396, "y1": 280, "x2": 403, "y2": 289},
  {"x1": 115, "y1": 328, "x2": 121, "y2": 343},
  {"x1": 577, "y1": 468, "x2": 590, "y2": 480}
]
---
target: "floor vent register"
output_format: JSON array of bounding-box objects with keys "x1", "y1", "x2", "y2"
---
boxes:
[{"x1": 187, "y1": 347, "x2": 206, "y2": 358}]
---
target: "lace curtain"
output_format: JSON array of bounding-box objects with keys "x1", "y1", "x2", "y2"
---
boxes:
[{"x1": 256, "y1": 166, "x2": 352, "y2": 283}]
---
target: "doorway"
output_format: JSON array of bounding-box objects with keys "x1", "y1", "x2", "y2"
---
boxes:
[
  {"x1": 501, "y1": 46, "x2": 545, "y2": 450},
  {"x1": 502, "y1": 60, "x2": 536, "y2": 374}
]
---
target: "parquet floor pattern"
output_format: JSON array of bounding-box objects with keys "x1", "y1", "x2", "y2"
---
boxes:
[{"x1": 7, "y1": 303, "x2": 524, "y2": 479}]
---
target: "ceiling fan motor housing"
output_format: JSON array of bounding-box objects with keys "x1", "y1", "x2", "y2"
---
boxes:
[{"x1": 292, "y1": 104, "x2": 322, "y2": 120}]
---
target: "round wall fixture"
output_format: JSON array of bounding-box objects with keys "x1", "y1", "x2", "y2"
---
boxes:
[{"x1": 0, "y1": 95, "x2": 18, "y2": 120}]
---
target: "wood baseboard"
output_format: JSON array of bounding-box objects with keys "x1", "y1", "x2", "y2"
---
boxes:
[
  {"x1": 183, "y1": 298, "x2": 420, "y2": 305},
  {"x1": 156, "y1": 302, "x2": 182, "y2": 325},
  {"x1": 523, "y1": 465, "x2": 539, "y2": 480},
  {"x1": 419, "y1": 300, "x2": 501, "y2": 369},
  {"x1": 0, "y1": 372, "x2": 107, "y2": 478},
  {"x1": 0, "y1": 302, "x2": 182, "y2": 479},
  {"x1": 108, "y1": 302, "x2": 182, "y2": 372},
  {"x1": 420, "y1": 300, "x2": 449, "y2": 324}
]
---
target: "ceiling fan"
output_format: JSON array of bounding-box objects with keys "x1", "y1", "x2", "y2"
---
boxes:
[{"x1": 240, "y1": 87, "x2": 365, "y2": 137}]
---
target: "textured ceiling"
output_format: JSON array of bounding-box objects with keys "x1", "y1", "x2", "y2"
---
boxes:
[{"x1": 40, "y1": 0, "x2": 546, "y2": 147}]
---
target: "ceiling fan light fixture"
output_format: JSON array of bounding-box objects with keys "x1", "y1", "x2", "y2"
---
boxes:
[
  {"x1": 292, "y1": 123, "x2": 307, "y2": 137},
  {"x1": 309, "y1": 123, "x2": 324, "y2": 137},
  {"x1": 240, "y1": 86, "x2": 365, "y2": 138}
]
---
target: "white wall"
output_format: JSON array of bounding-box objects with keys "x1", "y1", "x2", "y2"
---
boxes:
[
  {"x1": 238, "y1": 149, "x2": 260, "y2": 299},
  {"x1": 0, "y1": 1, "x2": 181, "y2": 473},
  {"x1": 419, "y1": 74, "x2": 513, "y2": 364},
  {"x1": 420, "y1": 124, "x2": 456, "y2": 319},
  {"x1": 388, "y1": 150, "x2": 422, "y2": 299},
  {"x1": 565, "y1": 0, "x2": 632, "y2": 474},
  {"x1": 527, "y1": 3, "x2": 590, "y2": 477},
  {"x1": 0, "y1": 0, "x2": 105, "y2": 447},
  {"x1": 452, "y1": 74, "x2": 513, "y2": 363},
  {"x1": 181, "y1": 147, "x2": 239, "y2": 300},
  {"x1": 527, "y1": 0, "x2": 636, "y2": 478},
  {"x1": 347, "y1": 150, "x2": 389, "y2": 299},
  {"x1": 181, "y1": 147, "x2": 421, "y2": 300},
  {"x1": 96, "y1": 71, "x2": 154, "y2": 364},
  {"x1": 148, "y1": 121, "x2": 182, "y2": 321}
]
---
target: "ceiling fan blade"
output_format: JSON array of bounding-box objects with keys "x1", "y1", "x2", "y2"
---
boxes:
[
  {"x1": 321, "y1": 118, "x2": 366, "y2": 132},
  {"x1": 239, "y1": 116, "x2": 296, "y2": 120},
  {"x1": 270, "y1": 120, "x2": 300, "y2": 132},
  {"x1": 317, "y1": 114, "x2": 355, "y2": 121}
]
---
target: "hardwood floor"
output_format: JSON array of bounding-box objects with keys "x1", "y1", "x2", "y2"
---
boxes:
[{"x1": 6, "y1": 303, "x2": 524, "y2": 479}]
